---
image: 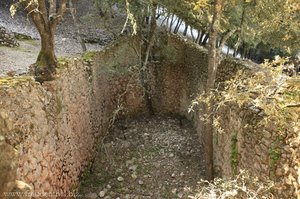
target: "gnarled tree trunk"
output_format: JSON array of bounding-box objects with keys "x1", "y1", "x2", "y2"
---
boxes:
[
  {"x1": 35, "y1": 30, "x2": 56, "y2": 82},
  {"x1": 20, "y1": 0, "x2": 67, "y2": 83}
]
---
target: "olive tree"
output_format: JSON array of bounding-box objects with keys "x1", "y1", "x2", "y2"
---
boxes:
[{"x1": 11, "y1": 0, "x2": 67, "y2": 82}]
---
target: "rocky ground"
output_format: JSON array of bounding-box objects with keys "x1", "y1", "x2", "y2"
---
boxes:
[{"x1": 79, "y1": 116, "x2": 206, "y2": 199}]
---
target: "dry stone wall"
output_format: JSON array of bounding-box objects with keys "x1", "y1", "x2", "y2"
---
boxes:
[
  {"x1": 213, "y1": 90, "x2": 300, "y2": 198},
  {"x1": 0, "y1": 36, "x2": 147, "y2": 198},
  {"x1": 150, "y1": 33, "x2": 300, "y2": 198},
  {"x1": 0, "y1": 26, "x2": 19, "y2": 47},
  {"x1": 0, "y1": 33, "x2": 299, "y2": 198},
  {"x1": 0, "y1": 77, "x2": 54, "y2": 197}
]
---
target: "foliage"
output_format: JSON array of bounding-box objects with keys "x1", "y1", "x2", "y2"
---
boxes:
[
  {"x1": 251, "y1": 0, "x2": 300, "y2": 52},
  {"x1": 0, "y1": 76, "x2": 34, "y2": 87},
  {"x1": 190, "y1": 170, "x2": 274, "y2": 199},
  {"x1": 268, "y1": 138, "x2": 281, "y2": 169},
  {"x1": 190, "y1": 58, "x2": 299, "y2": 183},
  {"x1": 192, "y1": 56, "x2": 299, "y2": 136},
  {"x1": 158, "y1": 0, "x2": 300, "y2": 58},
  {"x1": 230, "y1": 134, "x2": 238, "y2": 174},
  {"x1": 122, "y1": 0, "x2": 138, "y2": 35},
  {"x1": 82, "y1": 51, "x2": 97, "y2": 62},
  {"x1": 100, "y1": 0, "x2": 300, "y2": 61},
  {"x1": 57, "y1": 57, "x2": 69, "y2": 69}
]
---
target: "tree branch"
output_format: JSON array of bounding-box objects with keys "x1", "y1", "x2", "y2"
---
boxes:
[
  {"x1": 52, "y1": 0, "x2": 67, "y2": 28},
  {"x1": 49, "y1": 0, "x2": 57, "y2": 16},
  {"x1": 285, "y1": 104, "x2": 300, "y2": 108},
  {"x1": 22, "y1": 0, "x2": 46, "y2": 34},
  {"x1": 37, "y1": 0, "x2": 48, "y2": 23},
  {"x1": 218, "y1": 28, "x2": 238, "y2": 53}
]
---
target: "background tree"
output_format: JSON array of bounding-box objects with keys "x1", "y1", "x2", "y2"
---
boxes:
[
  {"x1": 69, "y1": 0, "x2": 86, "y2": 52},
  {"x1": 192, "y1": 0, "x2": 300, "y2": 180},
  {"x1": 11, "y1": 0, "x2": 67, "y2": 82},
  {"x1": 252, "y1": 0, "x2": 300, "y2": 53}
]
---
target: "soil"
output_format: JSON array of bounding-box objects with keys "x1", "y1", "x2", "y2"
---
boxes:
[{"x1": 79, "y1": 116, "x2": 206, "y2": 199}]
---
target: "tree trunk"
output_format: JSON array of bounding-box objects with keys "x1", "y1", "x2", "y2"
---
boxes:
[
  {"x1": 234, "y1": 0, "x2": 246, "y2": 57},
  {"x1": 195, "y1": 30, "x2": 201, "y2": 44},
  {"x1": 166, "y1": 13, "x2": 170, "y2": 28},
  {"x1": 140, "y1": 3, "x2": 157, "y2": 115},
  {"x1": 247, "y1": 48, "x2": 252, "y2": 59},
  {"x1": 23, "y1": 0, "x2": 67, "y2": 83},
  {"x1": 218, "y1": 35, "x2": 224, "y2": 47},
  {"x1": 174, "y1": 18, "x2": 182, "y2": 34},
  {"x1": 190, "y1": 26, "x2": 195, "y2": 41},
  {"x1": 169, "y1": 14, "x2": 175, "y2": 32},
  {"x1": 35, "y1": 31, "x2": 57, "y2": 82},
  {"x1": 205, "y1": 0, "x2": 223, "y2": 181},
  {"x1": 233, "y1": 48, "x2": 237, "y2": 57},
  {"x1": 145, "y1": 6, "x2": 150, "y2": 25},
  {"x1": 201, "y1": 33, "x2": 209, "y2": 46},
  {"x1": 199, "y1": 31, "x2": 205, "y2": 44},
  {"x1": 156, "y1": 6, "x2": 161, "y2": 19},
  {"x1": 160, "y1": 12, "x2": 169, "y2": 27},
  {"x1": 227, "y1": 46, "x2": 230, "y2": 56},
  {"x1": 183, "y1": 24, "x2": 188, "y2": 36},
  {"x1": 241, "y1": 43, "x2": 246, "y2": 59}
]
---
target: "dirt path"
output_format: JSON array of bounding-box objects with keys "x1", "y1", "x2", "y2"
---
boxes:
[
  {"x1": 0, "y1": 38, "x2": 104, "y2": 77},
  {"x1": 79, "y1": 116, "x2": 206, "y2": 199},
  {"x1": 0, "y1": 40, "x2": 39, "y2": 76}
]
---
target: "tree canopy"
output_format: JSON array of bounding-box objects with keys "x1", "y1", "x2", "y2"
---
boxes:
[{"x1": 9, "y1": 0, "x2": 300, "y2": 79}]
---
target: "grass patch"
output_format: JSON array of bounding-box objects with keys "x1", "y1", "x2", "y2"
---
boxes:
[
  {"x1": 82, "y1": 51, "x2": 97, "y2": 62},
  {"x1": 57, "y1": 57, "x2": 69, "y2": 69},
  {"x1": 0, "y1": 76, "x2": 33, "y2": 87},
  {"x1": 22, "y1": 39, "x2": 38, "y2": 46},
  {"x1": 269, "y1": 138, "x2": 281, "y2": 169},
  {"x1": 230, "y1": 134, "x2": 238, "y2": 174}
]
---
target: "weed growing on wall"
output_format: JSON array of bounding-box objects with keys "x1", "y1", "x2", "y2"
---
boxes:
[
  {"x1": 191, "y1": 56, "x2": 300, "y2": 154},
  {"x1": 190, "y1": 170, "x2": 274, "y2": 199},
  {"x1": 193, "y1": 57, "x2": 299, "y2": 122},
  {"x1": 190, "y1": 57, "x2": 300, "y2": 196},
  {"x1": 230, "y1": 134, "x2": 238, "y2": 174},
  {"x1": 82, "y1": 51, "x2": 97, "y2": 63},
  {"x1": 268, "y1": 138, "x2": 281, "y2": 176}
]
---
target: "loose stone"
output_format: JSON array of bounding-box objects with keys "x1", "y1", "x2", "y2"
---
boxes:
[
  {"x1": 99, "y1": 190, "x2": 106, "y2": 198},
  {"x1": 138, "y1": 180, "x2": 144, "y2": 185},
  {"x1": 117, "y1": 176, "x2": 124, "y2": 182}
]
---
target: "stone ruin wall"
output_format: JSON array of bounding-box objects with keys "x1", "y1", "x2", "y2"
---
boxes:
[
  {"x1": 0, "y1": 36, "x2": 147, "y2": 198},
  {"x1": 150, "y1": 33, "x2": 300, "y2": 198},
  {"x1": 0, "y1": 34, "x2": 299, "y2": 198},
  {"x1": 0, "y1": 26, "x2": 19, "y2": 47}
]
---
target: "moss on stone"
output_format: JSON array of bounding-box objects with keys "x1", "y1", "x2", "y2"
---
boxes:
[
  {"x1": 0, "y1": 76, "x2": 34, "y2": 87},
  {"x1": 14, "y1": 33, "x2": 34, "y2": 41},
  {"x1": 269, "y1": 138, "x2": 281, "y2": 168},
  {"x1": 230, "y1": 134, "x2": 238, "y2": 174},
  {"x1": 82, "y1": 51, "x2": 97, "y2": 62},
  {"x1": 57, "y1": 57, "x2": 69, "y2": 69}
]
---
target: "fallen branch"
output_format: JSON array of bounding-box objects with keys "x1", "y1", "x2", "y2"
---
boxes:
[{"x1": 285, "y1": 104, "x2": 300, "y2": 108}]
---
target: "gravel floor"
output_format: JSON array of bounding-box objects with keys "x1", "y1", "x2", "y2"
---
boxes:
[{"x1": 79, "y1": 115, "x2": 206, "y2": 199}]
